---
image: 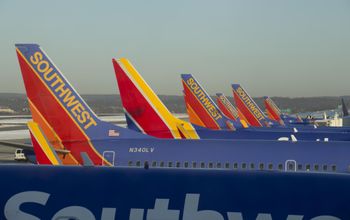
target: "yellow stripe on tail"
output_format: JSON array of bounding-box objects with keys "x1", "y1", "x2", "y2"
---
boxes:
[
  {"x1": 28, "y1": 121, "x2": 62, "y2": 165},
  {"x1": 119, "y1": 59, "x2": 199, "y2": 139}
]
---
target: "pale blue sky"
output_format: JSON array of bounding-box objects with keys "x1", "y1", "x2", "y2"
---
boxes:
[{"x1": 0, "y1": 0, "x2": 349, "y2": 97}]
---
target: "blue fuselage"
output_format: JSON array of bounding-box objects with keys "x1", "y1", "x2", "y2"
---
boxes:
[
  {"x1": 193, "y1": 124, "x2": 350, "y2": 141},
  {"x1": 1, "y1": 165, "x2": 350, "y2": 220},
  {"x1": 91, "y1": 138, "x2": 350, "y2": 173}
]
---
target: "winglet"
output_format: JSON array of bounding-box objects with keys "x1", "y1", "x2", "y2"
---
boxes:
[{"x1": 291, "y1": 135, "x2": 298, "y2": 142}]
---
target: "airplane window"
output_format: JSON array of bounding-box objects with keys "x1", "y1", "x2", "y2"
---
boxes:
[
  {"x1": 184, "y1": 162, "x2": 189, "y2": 168},
  {"x1": 233, "y1": 163, "x2": 238, "y2": 169},
  {"x1": 176, "y1": 162, "x2": 181, "y2": 168},
  {"x1": 278, "y1": 164, "x2": 283, "y2": 170},
  {"x1": 306, "y1": 164, "x2": 311, "y2": 171},
  {"x1": 200, "y1": 162, "x2": 205, "y2": 168},
  {"x1": 192, "y1": 162, "x2": 197, "y2": 168},
  {"x1": 128, "y1": 161, "x2": 133, "y2": 167},
  {"x1": 242, "y1": 163, "x2": 247, "y2": 169},
  {"x1": 144, "y1": 161, "x2": 149, "y2": 169},
  {"x1": 209, "y1": 162, "x2": 214, "y2": 168},
  {"x1": 259, "y1": 163, "x2": 264, "y2": 170},
  {"x1": 160, "y1": 161, "x2": 165, "y2": 167},
  {"x1": 152, "y1": 161, "x2": 157, "y2": 167},
  {"x1": 323, "y1": 165, "x2": 327, "y2": 171},
  {"x1": 268, "y1": 163, "x2": 273, "y2": 170},
  {"x1": 136, "y1": 161, "x2": 141, "y2": 167},
  {"x1": 217, "y1": 163, "x2": 222, "y2": 169},
  {"x1": 225, "y1": 162, "x2": 230, "y2": 169},
  {"x1": 331, "y1": 165, "x2": 336, "y2": 172},
  {"x1": 314, "y1": 164, "x2": 319, "y2": 171},
  {"x1": 298, "y1": 164, "x2": 303, "y2": 170},
  {"x1": 250, "y1": 163, "x2": 255, "y2": 170},
  {"x1": 168, "y1": 162, "x2": 173, "y2": 168}
]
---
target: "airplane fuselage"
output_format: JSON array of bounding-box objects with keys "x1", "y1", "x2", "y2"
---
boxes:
[
  {"x1": 1, "y1": 165, "x2": 350, "y2": 219},
  {"x1": 77, "y1": 138, "x2": 350, "y2": 173},
  {"x1": 193, "y1": 124, "x2": 350, "y2": 141}
]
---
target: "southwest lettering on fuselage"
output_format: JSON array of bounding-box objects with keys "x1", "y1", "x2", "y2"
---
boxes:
[
  {"x1": 186, "y1": 78, "x2": 222, "y2": 120},
  {"x1": 236, "y1": 87, "x2": 265, "y2": 121},
  {"x1": 29, "y1": 52, "x2": 97, "y2": 130},
  {"x1": 4, "y1": 191, "x2": 342, "y2": 220},
  {"x1": 218, "y1": 95, "x2": 239, "y2": 119}
]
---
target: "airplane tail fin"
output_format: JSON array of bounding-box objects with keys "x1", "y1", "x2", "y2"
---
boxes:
[
  {"x1": 216, "y1": 93, "x2": 249, "y2": 128},
  {"x1": 183, "y1": 92, "x2": 207, "y2": 127},
  {"x1": 216, "y1": 93, "x2": 239, "y2": 121},
  {"x1": 16, "y1": 44, "x2": 146, "y2": 165},
  {"x1": 231, "y1": 84, "x2": 271, "y2": 127},
  {"x1": 112, "y1": 58, "x2": 199, "y2": 139},
  {"x1": 263, "y1": 96, "x2": 285, "y2": 126},
  {"x1": 341, "y1": 98, "x2": 349, "y2": 117},
  {"x1": 296, "y1": 115, "x2": 304, "y2": 123},
  {"x1": 28, "y1": 121, "x2": 62, "y2": 165},
  {"x1": 181, "y1": 74, "x2": 242, "y2": 130}
]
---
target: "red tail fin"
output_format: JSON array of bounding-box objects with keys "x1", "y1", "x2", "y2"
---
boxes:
[
  {"x1": 232, "y1": 84, "x2": 270, "y2": 127},
  {"x1": 181, "y1": 74, "x2": 242, "y2": 130},
  {"x1": 16, "y1": 44, "x2": 145, "y2": 165},
  {"x1": 264, "y1": 96, "x2": 285, "y2": 126},
  {"x1": 216, "y1": 93, "x2": 239, "y2": 121},
  {"x1": 113, "y1": 58, "x2": 198, "y2": 139}
]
